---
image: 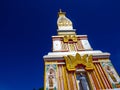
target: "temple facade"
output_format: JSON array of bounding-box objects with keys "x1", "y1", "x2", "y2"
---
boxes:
[{"x1": 43, "y1": 10, "x2": 120, "y2": 90}]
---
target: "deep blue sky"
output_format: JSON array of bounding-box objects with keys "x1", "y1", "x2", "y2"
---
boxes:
[{"x1": 0, "y1": 0, "x2": 120, "y2": 90}]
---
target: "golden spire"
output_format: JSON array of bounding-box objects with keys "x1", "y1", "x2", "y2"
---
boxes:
[
  {"x1": 58, "y1": 9, "x2": 66, "y2": 16},
  {"x1": 59, "y1": 9, "x2": 62, "y2": 13}
]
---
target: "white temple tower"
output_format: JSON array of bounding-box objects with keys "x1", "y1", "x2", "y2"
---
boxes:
[{"x1": 43, "y1": 10, "x2": 120, "y2": 90}]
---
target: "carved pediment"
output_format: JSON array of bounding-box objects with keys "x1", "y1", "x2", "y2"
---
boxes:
[{"x1": 64, "y1": 53, "x2": 94, "y2": 71}]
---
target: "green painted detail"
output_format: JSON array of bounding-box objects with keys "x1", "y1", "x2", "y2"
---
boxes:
[
  {"x1": 46, "y1": 87, "x2": 48, "y2": 90},
  {"x1": 46, "y1": 65, "x2": 50, "y2": 72},
  {"x1": 101, "y1": 62, "x2": 113, "y2": 67},
  {"x1": 54, "y1": 87, "x2": 57, "y2": 90},
  {"x1": 53, "y1": 64, "x2": 57, "y2": 70},
  {"x1": 112, "y1": 83, "x2": 116, "y2": 88}
]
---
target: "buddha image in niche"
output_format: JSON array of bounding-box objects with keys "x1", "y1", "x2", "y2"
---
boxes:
[
  {"x1": 48, "y1": 68, "x2": 55, "y2": 87},
  {"x1": 76, "y1": 73, "x2": 90, "y2": 90},
  {"x1": 105, "y1": 65, "x2": 117, "y2": 83}
]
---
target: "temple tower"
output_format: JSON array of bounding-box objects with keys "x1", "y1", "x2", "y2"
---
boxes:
[{"x1": 43, "y1": 10, "x2": 120, "y2": 90}]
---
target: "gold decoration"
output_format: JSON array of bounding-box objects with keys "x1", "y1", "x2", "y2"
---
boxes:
[
  {"x1": 58, "y1": 9, "x2": 66, "y2": 17},
  {"x1": 85, "y1": 55, "x2": 94, "y2": 70},
  {"x1": 64, "y1": 53, "x2": 94, "y2": 71},
  {"x1": 57, "y1": 9, "x2": 73, "y2": 27},
  {"x1": 63, "y1": 35, "x2": 77, "y2": 42}
]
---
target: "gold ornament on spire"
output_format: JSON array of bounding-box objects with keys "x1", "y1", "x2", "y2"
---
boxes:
[
  {"x1": 57, "y1": 9, "x2": 73, "y2": 30},
  {"x1": 58, "y1": 9, "x2": 66, "y2": 17}
]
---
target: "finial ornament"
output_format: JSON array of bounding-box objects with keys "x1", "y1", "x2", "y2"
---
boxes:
[
  {"x1": 59, "y1": 9, "x2": 62, "y2": 13},
  {"x1": 58, "y1": 9, "x2": 66, "y2": 16},
  {"x1": 57, "y1": 9, "x2": 73, "y2": 30}
]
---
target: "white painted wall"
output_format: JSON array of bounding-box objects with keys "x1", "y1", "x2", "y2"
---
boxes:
[
  {"x1": 81, "y1": 40, "x2": 91, "y2": 50},
  {"x1": 53, "y1": 40, "x2": 62, "y2": 51}
]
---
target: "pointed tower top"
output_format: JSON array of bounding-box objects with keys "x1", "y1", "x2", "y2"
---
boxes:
[
  {"x1": 58, "y1": 9, "x2": 66, "y2": 17},
  {"x1": 59, "y1": 9, "x2": 62, "y2": 13},
  {"x1": 57, "y1": 9, "x2": 76, "y2": 35}
]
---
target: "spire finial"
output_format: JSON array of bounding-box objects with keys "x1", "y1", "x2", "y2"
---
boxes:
[
  {"x1": 59, "y1": 9, "x2": 62, "y2": 13},
  {"x1": 58, "y1": 9, "x2": 66, "y2": 16}
]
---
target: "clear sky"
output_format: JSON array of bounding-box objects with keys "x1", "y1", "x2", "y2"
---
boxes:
[{"x1": 0, "y1": 0, "x2": 120, "y2": 90}]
